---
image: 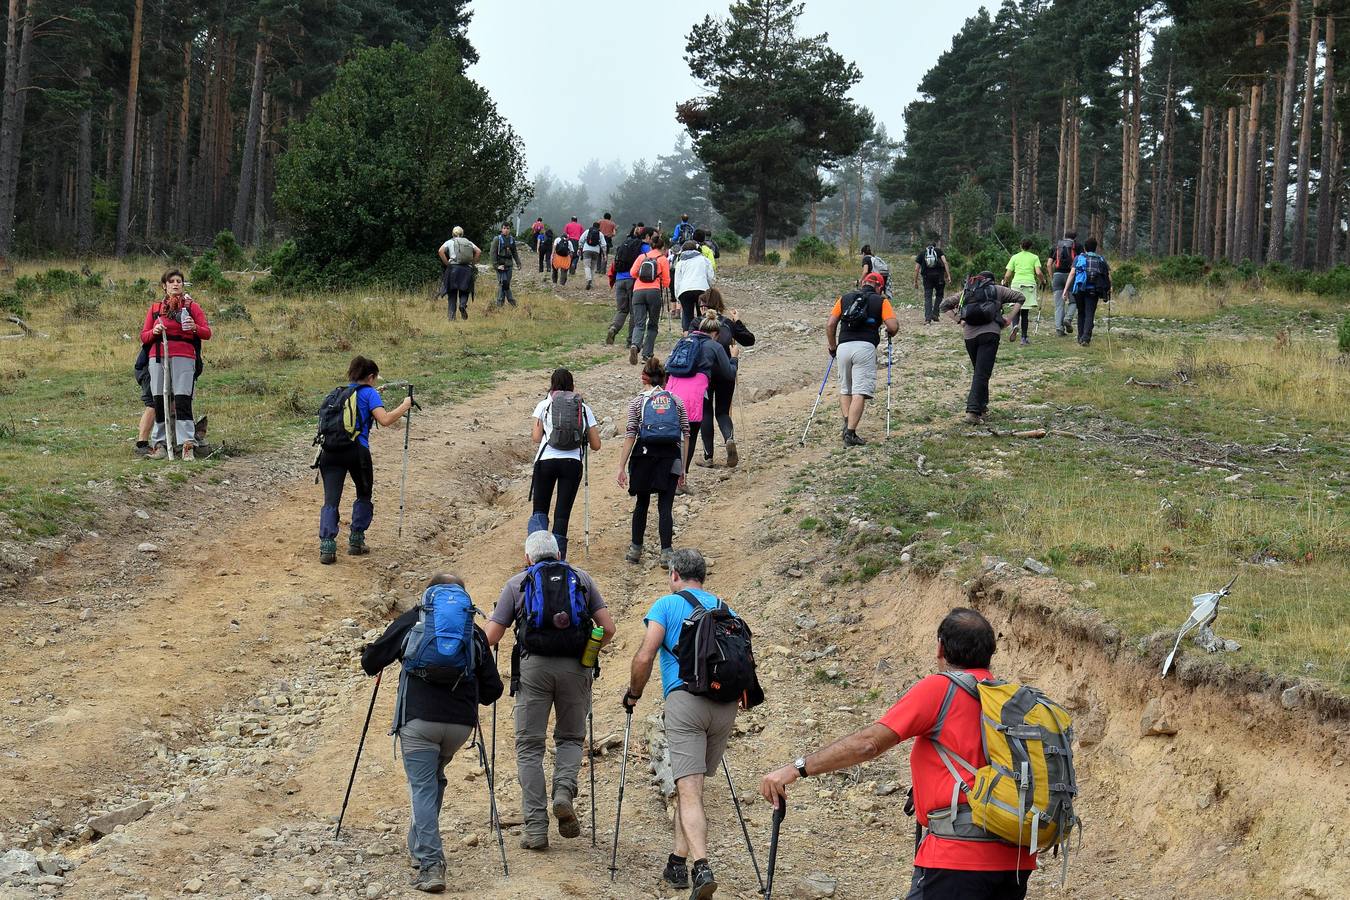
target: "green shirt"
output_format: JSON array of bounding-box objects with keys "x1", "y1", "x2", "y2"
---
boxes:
[{"x1": 1006, "y1": 250, "x2": 1039, "y2": 286}]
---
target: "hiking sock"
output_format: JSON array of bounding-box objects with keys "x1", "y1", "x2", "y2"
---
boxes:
[
  {"x1": 348, "y1": 530, "x2": 369, "y2": 555},
  {"x1": 319, "y1": 539, "x2": 337, "y2": 565},
  {"x1": 668, "y1": 854, "x2": 687, "y2": 867}
]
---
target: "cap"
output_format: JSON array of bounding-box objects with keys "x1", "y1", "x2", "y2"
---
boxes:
[{"x1": 862, "y1": 272, "x2": 886, "y2": 290}]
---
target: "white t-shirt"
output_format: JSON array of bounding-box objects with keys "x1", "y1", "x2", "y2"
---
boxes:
[{"x1": 532, "y1": 394, "x2": 598, "y2": 462}]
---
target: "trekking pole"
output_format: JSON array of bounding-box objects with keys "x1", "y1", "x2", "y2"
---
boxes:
[
  {"x1": 397, "y1": 384, "x2": 413, "y2": 539},
  {"x1": 720, "y1": 756, "x2": 765, "y2": 894},
  {"x1": 587, "y1": 678, "x2": 597, "y2": 847},
  {"x1": 799, "y1": 356, "x2": 834, "y2": 447},
  {"x1": 334, "y1": 670, "x2": 382, "y2": 839},
  {"x1": 583, "y1": 443, "x2": 590, "y2": 558},
  {"x1": 608, "y1": 708, "x2": 633, "y2": 882},
  {"x1": 475, "y1": 720, "x2": 509, "y2": 876},
  {"x1": 160, "y1": 326, "x2": 177, "y2": 459},
  {"x1": 764, "y1": 800, "x2": 787, "y2": 900},
  {"x1": 885, "y1": 336, "x2": 893, "y2": 439},
  {"x1": 490, "y1": 647, "x2": 498, "y2": 827}
]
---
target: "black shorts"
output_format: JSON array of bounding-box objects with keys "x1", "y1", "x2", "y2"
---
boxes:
[
  {"x1": 906, "y1": 867, "x2": 1030, "y2": 900},
  {"x1": 138, "y1": 370, "x2": 153, "y2": 407}
]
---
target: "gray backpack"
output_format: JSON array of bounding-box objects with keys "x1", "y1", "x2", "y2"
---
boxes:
[{"x1": 546, "y1": 392, "x2": 586, "y2": 451}]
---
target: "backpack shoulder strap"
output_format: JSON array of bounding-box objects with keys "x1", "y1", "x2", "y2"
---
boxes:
[{"x1": 675, "y1": 589, "x2": 700, "y2": 610}]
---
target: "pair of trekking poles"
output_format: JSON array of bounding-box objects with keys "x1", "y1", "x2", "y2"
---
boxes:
[
  {"x1": 607, "y1": 706, "x2": 790, "y2": 896},
  {"x1": 800, "y1": 336, "x2": 893, "y2": 446}
]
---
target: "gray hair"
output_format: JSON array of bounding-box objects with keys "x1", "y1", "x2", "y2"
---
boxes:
[
  {"x1": 668, "y1": 548, "x2": 706, "y2": 582},
  {"x1": 452, "y1": 225, "x2": 464, "y2": 237},
  {"x1": 525, "y1": 530, "x2": 560, "y2": 564}
]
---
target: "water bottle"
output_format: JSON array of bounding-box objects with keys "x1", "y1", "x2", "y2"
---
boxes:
[{"x1": 579, "y1": 625, "x2": 604, "y2": 668}]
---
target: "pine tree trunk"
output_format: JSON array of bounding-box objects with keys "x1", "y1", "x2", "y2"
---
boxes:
[
  {"x1": 1268, "y1": 0, "x2": 1301, "y2": 261},
  {"x1": 232, "y1": 23, "x2": 267, "y2": 241},
  {"x1": 1069, "y1": 107, "x2": 1081, "y2": 232},
  {"x1": 115, "y1": 0, "x2": 145, "y2": 257},
  {"x1": 173, "y1": 40, "x2": 191, "y2": 235},
  {"x1": 254, "y1": 91, "x2": 268, "y2": 244},
  {"x1": 750, "y1": 188, "x2": 767, "y2": 263},
  {"x1": 0, "y1": 0, "x2": 35, "y2": 260},
  {"x1": 1055, "y1": 92, "x2": 1068, "y2": 236},
  {"x1": 1225, "y1": 106, "x2": 1240, "y2": 261},
  {"x1": 1293, "y1": 7, "x2": 1320, "y2": 267},
  {"x1": 1010, "y1": 105, "x2": 1021, "y2": 229},
  {"x1": 1214, "y1": 110, "x2": 1228, "y2": 259},
  {"x1": 76, "y1": 65, "x2": 93, "y2": 254},
  {"x1": 1314, "y1": 12, "x2": 1336, "y2": 267},
  {"x1": 1029, "y1": 120, "x2": 1040, "y2": 232},
  {"x1": 1238, "y1": 34, "x2": 1264, "y2": 264}
]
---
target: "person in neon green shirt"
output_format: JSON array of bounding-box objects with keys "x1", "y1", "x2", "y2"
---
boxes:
[{"x1": 1003, "y1": 238, "x2": 1044, "y2": 345}]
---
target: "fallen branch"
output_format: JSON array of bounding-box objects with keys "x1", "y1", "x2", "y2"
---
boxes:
[
  {"x1": 1125, "y1": 376, "x2": 1170, "y2": 389},
  {"x1": 5, "y1": 314, "x2": 46, "y2": 338},
  {"x1": 984, "y1": 428, "x2": 1048, "y2": 439}
]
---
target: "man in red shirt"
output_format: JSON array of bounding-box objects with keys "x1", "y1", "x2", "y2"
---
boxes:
[{"x1": 759, "y1": 608, "x2": 1036, "y2": 899}]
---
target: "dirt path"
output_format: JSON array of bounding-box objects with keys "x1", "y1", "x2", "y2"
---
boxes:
[{"x1": 1, "y1": 270, "x2": 1346, "y2": 899}]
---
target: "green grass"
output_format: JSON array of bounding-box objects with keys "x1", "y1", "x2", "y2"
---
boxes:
[{"x1": 0, "y1": 259, "x2": 609, "y2": 538}]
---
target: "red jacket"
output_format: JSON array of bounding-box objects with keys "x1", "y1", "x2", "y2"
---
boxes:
[{"x1": 141, "y1": 297, "x2": 212, "y2": 361}]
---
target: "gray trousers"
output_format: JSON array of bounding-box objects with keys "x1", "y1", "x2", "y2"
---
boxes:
[
  {"x1": 611, "y1": 279, "x2": 635, "y2": 341},
  {"x1": 148, "y1": 355, "x2": 196, "y2": 448},
  {"x1": 400, "y1": 718, "x2": 473, "y2": 868},
  {"x1": 1052, "y1": 272, "x2": 1075, "y2": 332},
  {"x1": 514, "y1": 654, "x2": 591, "y2": 838},
  {"x1": 630, "y1": 288, "x2": 664, "y2": 359}
]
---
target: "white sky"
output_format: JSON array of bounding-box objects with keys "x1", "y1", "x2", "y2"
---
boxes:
[{"x1": 465, "y1": 0, "x2": 991, "y2": 179}]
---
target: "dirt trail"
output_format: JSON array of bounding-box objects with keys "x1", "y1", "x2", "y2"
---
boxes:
[{"x1": 1, "y1": 270, "x2": 1346, "y2": 899}]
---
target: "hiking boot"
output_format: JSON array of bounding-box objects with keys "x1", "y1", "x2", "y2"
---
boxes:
[
  {"x1": 459, "y1": 307, "x2": 469, "y2": 320},
  {"x1": 624, "y1": 543, "x2": 643, "y2": 564},
  {"x1": 585, "y1": 279, "x2": 593, "y2": 290},
  {"x1": 662, "y1": 857, "x2": 690, "y2": 889},
  {"x1": 659, "y1": 547, "x2": 674, "y2": 569},
  {"x1": 552, "y1": 794, "x2": 581, "y2": 839},
  {"x1": 605, "y1": 328, "x2": 617, "y2": 345},
  {"x1": 844, "y1": 429, "x2": 866, "y2": 447},
  {"x1": 1007, "y1": 323, "x2": 1020, "y2": 342},
  {"x1": 1020, "y1": 336, "x2": 1030, "y2": 345},
  {"x1": 963, "y1": 412, "x2": 984, "y2": 425},
  {"x1": 319, "y1": 539, "x2": 337, "y2": 565},
  {"x1": 725, "y1": 440, "x2": 739, "y2": 468},
  {"x1": 688, "y1": 860, "x2": 717, "y2": 899},
  {"x1": 675, "y1": 483, "x2": 688, "y2": 496},
  {"x1": 146, "y1": 444, "x2": 167, "y2": 460},
  {"x1": 348, "y1": 531, "x2": 370, "y2": 556},
  {"x1": 519, "y1": 833, "x2": 549, "y2": 851},
  {"x1": 134, "y1": 441, "x2": 150, "y2": 458},
  {"x1": 181, "y1": 442, "x2": 195, "y2": 461},
  {"x1": 410, "y1": 863, "x2": 446, "y2": 893},
  {"x1": 695, "y1": 455, "x2": 716, "y2": 468},
  {"x1": 628, "y1": 346, "x2": 640, "y2": 365}
]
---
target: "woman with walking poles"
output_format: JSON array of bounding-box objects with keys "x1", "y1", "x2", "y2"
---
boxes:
[
  {"x1": 616, "y1": 358, "x2": 689, "y2": 568},
  {"x1": 529, "y1": 367, "x2": 601, "y2": 560},
  {"x1": 315, "y1": 355, "x2": 413, "y2": 564},
  {"x1": 693, "y1": 288, "x2": 754, "y2": 469},
  {"x1": 140, "y1": 268, "x2": 211, "y2": 460}
]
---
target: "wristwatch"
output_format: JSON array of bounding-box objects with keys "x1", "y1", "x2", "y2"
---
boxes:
[{"x1": 794, "y1": 757, "x2": 809, "y2": 778}]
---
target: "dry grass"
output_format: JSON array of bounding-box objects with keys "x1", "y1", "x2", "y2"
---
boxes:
[{"x1": 1112, "y1": 282, "x2": 1342, "y2": 321}]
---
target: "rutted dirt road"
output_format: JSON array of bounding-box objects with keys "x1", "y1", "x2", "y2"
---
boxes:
[{"x1": 1, "y1": 268, "x2": 1346, "y2": 899}]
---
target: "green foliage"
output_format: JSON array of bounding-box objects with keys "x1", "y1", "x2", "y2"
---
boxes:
[
  {"x1": 763, "y1": 250, "x2": 782, "y2": 266},
  {"x1": 215, "y1": 301, "x2": 253, "y2": 323},
  {"x1": 712, "y1": 230, "x2": 743, "y2": 254},
  {"x1": 0, "y1": 292, "x2": 24, "y2": 316},
  {"x1": 36, "y1": 269, "x2": 83, "y2": 292},
  {"x1": 168, "y1": 244, "x2": 194, "y2": 265},
  {"x1": 789, "y1": 235, "x2": 841, "y2": 266},
  {"x1": 1307, "y1": 265, "x2": 1350, "y2": 297},
  {"x1": 948, "y1": 176, "x2": 989, "y2": 255},
  {"x1": 1112, "y1": 261, "x2": 1145, "y2": 290},
  {"x1": 274, "y1": 41, "x2": 529, "y2": 289},
  {"x1": 1338, "y1": 313, "x2": 1350, "y2": 355},
  {"x1": 188, "y1": 250, "x2": 235, "y2": 293},
  {"x1": 1152, "y1": 255, "x2": 1208, "y2": 284},
  {"x1": 213, "y1": 231, "x2": 245, "y2": 269}
]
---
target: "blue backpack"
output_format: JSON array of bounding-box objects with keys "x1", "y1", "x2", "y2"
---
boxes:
[
  {"x1": 665, "y1": 334, "x2": 701, "y2": 377},
  {"x1": 638, "y1": 389, "x2": 683, "y2": 446},
  {"x1": 402, "y1": 583, "x2": 477, "y2": 684},
  {"x1": 673, "y1": 222, "x2": 692, "y2": 244},
  {"x1": 518, "y1": 561, "x2": 591, "y2": 658}
]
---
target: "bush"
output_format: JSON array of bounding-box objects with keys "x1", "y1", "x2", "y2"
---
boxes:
[
  {"x1": 1338, "y1": 312, "x2": 1350, "y2": 355},
  {"x1": 189, "y1": 249, "x2": 224, "y2": 286},
  {"x1": 35, "y1": 269, "x2": 83, "y2": 293},
  {"x1": 67, "y1": 293, "x2": 101, "y2": 318},
  {"x1": 0, "y1": 292, "x2": 24, "y2": 316},
  {"x1": 712, "y1": 230, "x2": 743, "y2": 254},
  {"x1": 1152, "y1": 254, "x2": 1208, "y2": 284},
  {"x1": 1112, "y1": 261, "x2": 1145, "y2": 290},
  {"x1": 213, "y1": 230, "x2": 245, "y2": 269},
  {"x1": 216, "y1": 300, "x2": 253, "y2": 323},
  {"x1": 789, "y1": 234, "x2": 840, "y2": 266},
  {"x1": 168, "y1": 243, "x2": 193, "y2": 264},
  {"x1": 1307, "y1": 265, "x2": 1350, "y2": 297},
  {"x1": 763, "y1": 250, "x2": 781, "y2": 266}
]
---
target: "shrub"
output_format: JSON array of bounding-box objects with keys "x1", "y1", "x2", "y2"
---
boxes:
[
  {"x1": 1338, "y1": 312, "x2": 1350, "y2": 355},
  {"x1": 215, "y1": 301, "x2": 252, "y2": 323},
  {"x1": 763, "y1": 250, "x2": 782, "y2": 266},
  {"x1": 1260, "y1": 261, "x2": 1308, "y2": 293},
  {"x1": 35, "y1": 269, "x2": 83, "y2": 292},
  {"x1": 67, "y1": 293, "x2": 101, "y2": 318},
  {"x1": 789, "y1": 234, "x2": 840, "y2": 266},
  {"x1": 1152, "y1": 254, "x2": 1208, "y2": 284},
  {"x1": 0, "y1": 292, "x2": 24, "y2": 316},
  {"x1": 168, "y1": 243, "x2": 193, "y2": 264},
  {"x1": 712, "y1": 230, "x2": 743, "y2": 254},
  {"x1": 189, "y1": 249, "x2": 224, "y2": 286},
  {"x1": 213, "y1": 230, "x2": 245, "y2": 269},
  {"x1": 1307, "y1": 264, "x2": 1350, "y2": 297},
  {"x1": 1112, "y1": 261, "x2": 1145, "y2": 290}
]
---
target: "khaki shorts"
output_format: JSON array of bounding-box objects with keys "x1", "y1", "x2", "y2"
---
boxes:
[
  {"x1": 837, "y1": 341, "x2": 878, "y2": 397},
  {"x1": 665, "y1": 689, "x2": 738, "y2": 781}
]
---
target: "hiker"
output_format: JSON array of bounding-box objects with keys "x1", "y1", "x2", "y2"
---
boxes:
[
  {"x1": 693, "y1": 289, "x2": 753, "y2": 469},
  {"x1": 133, "y1": 342, "x2": 156, "y2": 457},
  {"x1": 673, "y1": 240, "x2": 715, "y2": 333},
  {"x1": 666, "y1": 315, "x2": 738, "y2": 483},
  {"x1": 563, "y1": 216, "x2": 584, "y2": 275},
  {"x1": 860, "y1": 244, "x2": 892, "y2": 297},
  {"x1": 671, "y1": 213, "x2": 694, "y2": 246},
  {"x1": 536, "y1": 225, "x2": 554, "y2": 273},
  {"x1": 531, "y1": 216, "x2": 545, "y2": 246},
  {"x1": 491, "y1": 223, "x2": 523, "y2": 308},
  {"x1": 360, "y1": 573, "x2": 503, "y2": 893},
  {"x1": 826, "y1": 272, "x2": 898, "y2": 446},
  {"x1": 484, "y1": 531, "x2": 615, "y2": 850},
  {"x1": 616, "y1": 358, "x2": 689, "y2": 566},
  {"x1": 315, "y1": 355, "x2": 413, "y2": 564},
  {"x1": 580, "y1": 221, "x2": 606, "y2": 290},
  {"x1": 1002, "y1": 239, "x2": 1044, "y2": 345},
  {"x1": 606, "y1": 227, "x2": 649, "y2": 348},
  {"x1": 437, "y1": 226, "x2": 480, "y2": 321},
  {"x1": 140, "y1": 269, "x2": 212, "y2": 460},
  {"x1": 597, "y1": 212, "x2": 617, "y2": 253},
  {"x1": 623, "y1": 547, "x2": 763, "y2": 897},
  {"x1": 529, "y1": 367, "x2": 602, "y2": 560},
  {"x1": 758, "y1": 608, "x2": 1040, "y2": 900},
  {"x1": 551, "y1": 232, "x2": 575, "y2": 286},
  {"x1": 940, "y1": 272, "x2": 1024, "y2": 425},
  {"x1": 914, "y1": 236, "x2": 952, "y2": 324},
  {"x1": 1065, "y1": 237, "x2": 1111, "y2": 346},
  {"x1": 1045, "y1": 230, "x2": 1082, "y2": 336},
  {"x1": 692, "y1": 229, "x2": 719, "y2": 269},
  {"x1": 628, "y1": 233, "x2": 671, "y2": 365}
]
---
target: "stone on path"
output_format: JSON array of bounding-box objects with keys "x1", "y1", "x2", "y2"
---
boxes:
[
  {"x1": 794, "y1": 872, "x2": 838, "y2": 898},
  {"x1": 88, "y1": 800, "x2": 153, "y2": 836},
  {"x1": 0, "y1": 849, "x2": 40, "y2": 878},
  {"x1": 1139, "y1": 698, "x2": 1178, "y2": 736}
]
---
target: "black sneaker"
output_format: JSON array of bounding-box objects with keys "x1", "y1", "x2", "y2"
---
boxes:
[
  {"x1": 410, "y1": 863, "x2": 446, "y2": 893},
  {"x1": 688, "y1": 861, "x2": 716, "y2": 899},
  {"x1": 844, "y1": 429, "x2": 867, "y2": 446},
  {"x1": 662, "y1": 859, "x2": 689, "y2": 889}
]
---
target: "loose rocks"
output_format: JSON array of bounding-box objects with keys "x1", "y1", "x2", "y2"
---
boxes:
[
  {"x1": 1139, "y1": 698, "x2": 1178, "y2": 736},
  {"x1": 88, "y1": 799, "x2": 153, "y2": 836},
  {"x1": 795, "y1": 872, "x2": 838, "y2": 898}
]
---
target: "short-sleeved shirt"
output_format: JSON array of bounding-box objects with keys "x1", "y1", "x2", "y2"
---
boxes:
[
  {"x1": 877, "y1": 669, "x2": 1036, "y2": 872},
  {"x1": 1005, "y1": 250, "x2": 1039, "y2": 286},
  {"x1": 489, "y1": 564, "x2": 607, "y2": 628},
  {"x1": 597, "y1": 219, "x2": 617, "y2": 238},
  {"x1": 563, "y1": 221, "x2": 584, "y2": 242},
  {"x1": 915, "y1": 246, "x2": 946, "y2": 282},
  {"x1": 351, "y1": 384, "x2": 384, "y2": 448},
  {"x1": 532, "y1": 393, "x2": 598, "y2": 463},
  {"x1": 831, "y1": 293, "x2": 897, "y2": 346},
  {"x1": 440, "y1": 236, "x2": 478, "y2": 262},
  {"x1": 643, "y1": 588, "x2": 730, "y2": 697}
]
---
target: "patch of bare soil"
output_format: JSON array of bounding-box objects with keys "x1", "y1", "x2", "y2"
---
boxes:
[{"x1": 0, "y1": 271, "x2": 1345, "y2": 899}]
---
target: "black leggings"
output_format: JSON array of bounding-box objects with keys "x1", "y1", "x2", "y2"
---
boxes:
[
  {"x1": 699, "y1": 379, "x2": 734, "y2": 457},
  {"x1": 632, "y1": 489, "x2": 675, "y2": 549},
  {"x1": 531, "y1": 457, "x2": 583, "y2": 537}
]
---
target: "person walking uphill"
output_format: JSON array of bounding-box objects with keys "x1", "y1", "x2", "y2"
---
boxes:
[
  {"x1": 606, "y1": 227, "x2": 650, "y2": 348},
  {"x1": 438, "y1": 226, "x2": 480, "y2": 320},
  {"x1": 361, "y1": 574, "x2": 503, "y2": 893},
  {"x1": 1002, "y1": 239, "x2": 1044, "y2": 345},
  {"x1": 314, "y1": 355, "x2": 413, "y2": 564},
  {"x1": 673, "y1": 241, "x2": 715, "y2": 333},
  {"x1": 1046, "y1": 230, "x2": 1082, "y2": 336},
  {"x1": 617, "y1": 358, "x2": 689, "y2": 567},
  {"x1": 666, "y1": 316, "x2": 739, "y2": 480},
  {"x1": 528, "y1": 368, "x2": 601, "y2": 560},
  {"x1": 623, "y1": 548, "x2": 764, "y2": 897},
  {"x1": 551, "y1": 232, "x2": 575, "y2": 286},
  {"x1": 914, "y1": 236, "x2": 952, "y2": 324},
  {"x1": 760, "y1": 608, "x2": 1077, "y2": 900},
  {"x1": 941, "y1": 273, "x2": 1024, "y2": 425},
  {"x1": 536, "y1": 225, "x2": 555, "y2": 274},
  {"x1": 580, "y1": 221, "x2": 606, "y2": 290},
  {"x1": 563, "y1": 216, "x2": 585, "y2": 275},
  {"x1": 1065, "y1": 237, "x2": 1111, "y2": 346},
  {"x1": 629, "y1": 233, "x2": 671, "y2": 365},
  {"x1": 827, "y1": 272, "x2": 898, "y2": 447},
  {"x1": 491, "y1": 223, "x2": 523, "y2": 308},
  {"x1": 485, "y1": 532, "x2": 616, "y2": 850},
  {"x1": 140, "y1": 269, "x2": 212, "y2": 460},
  {"x1": 693, "y1": 289, "x2": 753, "y2": 469}
]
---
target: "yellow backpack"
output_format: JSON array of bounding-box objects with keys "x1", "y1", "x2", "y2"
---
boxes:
[{"x1": 926, "y1": 671, "x2": 1081, "y2": 878}]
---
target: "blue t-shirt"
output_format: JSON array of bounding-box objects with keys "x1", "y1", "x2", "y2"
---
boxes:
[
  {"x1": 643, "y1": 587, "x2": 732, "y2": 697},
  {"x1": 615, "y1": 242, "x2": 652, "y2": 281},
  {"x1": 351, "y1": 384, "x2": 384, "y2": 448}
]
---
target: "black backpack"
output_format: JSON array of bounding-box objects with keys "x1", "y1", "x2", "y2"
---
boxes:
[
  {"x1": 672, "y1": 591, "x2": 761, "y2": 706},
  {"x1": 517, "y1": 561, "x2": 591, "y2": 658},
  {"x1": 614, "y1": 235, "x2": 643, "y2": 273},
  {"x1": 960, "y1": 277, "x2": 1002, "y2": 326},
  {"x1": 839, "y1": 290, "x2": 878, "y2": 329},
  {"x1": 1052, "y1": 239, "x2": 1076, "y2": 273},
  {"x1": 315, "y1": 384, "x2": 364, "y2": 451},
  {"x1": 546, "y1": 391, "x2": 586, "y2": 451},
  {"x1": 555, "y1": 238, "x2": 571, "y2": 258},
  {"x1": 1082, "y1": 253, "x2": 1110, "y2": 295},
  {"x1": 637, "y1": 253, "x2": 660, "y2": 283},
  {"x1": 494, "y1": 235, "x2": 515, "y2": 262},
  {"x1": 586, "y1": 226, "x2": 601, "y2": 247}
]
